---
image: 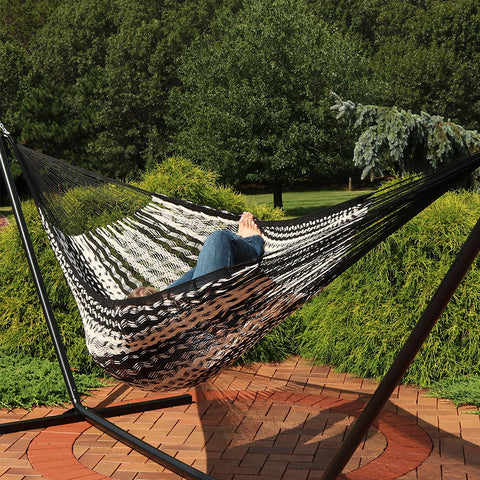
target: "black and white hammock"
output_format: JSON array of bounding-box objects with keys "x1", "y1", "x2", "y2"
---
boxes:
[{"x1": 13, "y1": 144, "x2": 480, "y2": 391}]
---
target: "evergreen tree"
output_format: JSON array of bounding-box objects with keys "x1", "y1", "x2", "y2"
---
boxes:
[
  {"x1": 332, "y1": 93, "x2": 480, "y2": 182},
  {"x1": 318, "y1": 0, "x2": 480, "y2": 128},
  {"x1": 0, "y1": 0, "x2": 57, "y2": 45},
  {"x1": 13, "y1": 0, "x2": 229, "y2": 177},
  {"x1": 170, "y1": 0, "x2": 371, "y2": 207}
]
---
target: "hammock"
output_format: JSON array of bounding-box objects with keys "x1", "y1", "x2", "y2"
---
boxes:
[{"x1": 13, "y1": 144, "x2": 480, "y2": 391}]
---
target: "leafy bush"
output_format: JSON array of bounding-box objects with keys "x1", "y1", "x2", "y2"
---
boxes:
[
  {"x1": 0, "y1": 157, "x2": 283, "y2": 381},
  {"x1": 54, "y1": 183, "x2": 149, "y2": 235},
  {"x1": 0, "y1": 200, "x2": 99, "y2": 374},
  {"x1": 240, "y1": 314, "x2": 305, "y2": 364},
  {"x1": 428, "y1": 376, "x2": 480, "y2": 409},
  {"x1": 136, "y1": 156, "x2": 284, "y2": 221},
  {"x1": 298, "y1": 190, "x2": 480, "y2": 387},
  {"x1": 0, "y1": 352, "x2": 105, "y2": 409}
]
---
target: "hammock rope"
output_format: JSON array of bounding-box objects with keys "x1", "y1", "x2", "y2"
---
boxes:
[{"x1": 14, "y1": 144, "x2": 480, "y2": 391}]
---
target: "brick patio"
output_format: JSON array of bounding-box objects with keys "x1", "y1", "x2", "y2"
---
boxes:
[{"x1": 0, "y1": 357, "x2": 479, "y2": 479}]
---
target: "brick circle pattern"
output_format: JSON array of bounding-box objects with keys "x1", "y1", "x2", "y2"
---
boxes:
[{"x1": 28, "y1": 391, "x2": 432, "y2": 480}]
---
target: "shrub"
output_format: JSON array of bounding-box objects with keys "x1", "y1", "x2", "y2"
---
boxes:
[
  {"x1": 0, "y1": 157, "x2": 283, "y2": 377},
  {"x1": 0, "y1": 352, "x2": 105, "y2": 409},
  {"x1": 136, "y1": 156, "x2": 284, "y2": 221},
  {"x1": 240, "y1": 314, "x2": 305, "y2": 364},
  {"x1": 0, "y1": 200, "x2": 99, "y2": 373},
  {"x1": 298, "y1": 190, "x2": 480, "y2": 387},
  {"x1": 428, "y1": 375, "x2": 480, "y2": 409},
  {"x1": 54, "y1": 183, "x2": 149, "y2": 235}
]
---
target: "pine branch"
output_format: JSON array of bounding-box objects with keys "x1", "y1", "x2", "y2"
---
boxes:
[{"x1": 331, "y1": 92, "x2": 480, "y2": 180}]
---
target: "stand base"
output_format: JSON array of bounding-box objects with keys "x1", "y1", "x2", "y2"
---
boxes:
[
  {"x1": 0, "y1": 393, "x2": 192, "y2": 434},
  {"x1": 0, "y1": 392, "x2": 215, "y2": 480}
]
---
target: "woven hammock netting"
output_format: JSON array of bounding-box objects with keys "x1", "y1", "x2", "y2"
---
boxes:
[{"x1": 14, "y1": 144, "x2": 480, "y2": 391}]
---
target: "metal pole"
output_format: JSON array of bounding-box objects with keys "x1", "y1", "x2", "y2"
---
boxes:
[
  {"x1": 0, "y1": 393, "x2": 193, "y2": 434},
  {"x1": 80, "y1": 406, "x2": 215, "y2": 480},
  {"x1": 321, "y1": 215, "x2": 480, "y2": 479},
  {"x1": 0, "y1": 135, "x2": 82, "y2": 407}
]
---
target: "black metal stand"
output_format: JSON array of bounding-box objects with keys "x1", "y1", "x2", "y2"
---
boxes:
[
  {"x1": 321, "y1": 210, "x2": 480, "y2": 478},
  {"x1": 0, "y1": 134, "x2": 214, "y2": 480}
]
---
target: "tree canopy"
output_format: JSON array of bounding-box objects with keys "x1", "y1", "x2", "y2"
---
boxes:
[
  {"x1": 0, "y1": 0, "x2": 57, "y2": 45},
  {"x1": 169, "y1": 0, "x2": 371, "y2": 207},
  {"x1": 2, "y1": 0, "x2": 231, "y2": 177},
  {"x1": 320, "y1": 0, "x2": 480, "y2": 129},
  {"x1": 1, "y1": 0, "x2": 480, "y2": 191}
]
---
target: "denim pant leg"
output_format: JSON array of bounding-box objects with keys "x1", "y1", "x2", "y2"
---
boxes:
[
  {"x1": 192, "y1": 230, "x2": 263, "y2": 280},
  {"x1": 168, "y1": 267, "x2": 195, "y2": 288},
  {"x1": 193, "y1": 230, "x2": 263, "y2": 278},
  {"x1": 169, "y1": 230, "x2": 264, "y2": 288},
  {"x1": 242, "y1": 235, "x2": 264, "y2": 258}
]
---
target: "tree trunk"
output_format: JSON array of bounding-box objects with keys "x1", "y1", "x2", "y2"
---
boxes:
[{"x1": 273, "y1": 184, "x2": 283, "y2": 209}]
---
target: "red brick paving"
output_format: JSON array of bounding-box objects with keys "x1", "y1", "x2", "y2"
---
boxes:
[{"x1": 0, "y1": 357, "x2": 479, "y2": 479}]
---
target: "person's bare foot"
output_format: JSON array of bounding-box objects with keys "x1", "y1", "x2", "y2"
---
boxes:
[{"x1": 238, "y1": 212, "x2": 262, "y2": 238}]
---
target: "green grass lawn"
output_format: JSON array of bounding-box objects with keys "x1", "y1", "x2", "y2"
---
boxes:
[
  {"x1": 247, "y1": 189, "x2": 374, "y2": 218},
  {"x1": 0, "y1": 206, "x2": 12, "y2": 215}
]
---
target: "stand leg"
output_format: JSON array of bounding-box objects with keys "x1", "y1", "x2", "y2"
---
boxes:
[
  {"x1": 321, "y1": 216, "x2": 480, "y2": 479},
  {"x1": 0, "y1": 394, "x2": 193, "y2": 434}
]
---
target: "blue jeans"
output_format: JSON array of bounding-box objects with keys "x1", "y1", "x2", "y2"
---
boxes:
[{"x1": 169, "y1": 230, "x2": 264, "y2": 288}]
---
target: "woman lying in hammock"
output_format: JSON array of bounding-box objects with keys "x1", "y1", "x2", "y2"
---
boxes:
[{"x1": 128, "y1": 211, "x2": 264, "y2": 298}]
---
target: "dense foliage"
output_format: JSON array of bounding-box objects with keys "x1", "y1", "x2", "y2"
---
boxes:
[
  {"x1": 429, "y1": 375, "x2": 480, "y2": 409},
  {"x1": 319, "y1": 0, "x2": 480, "y2": 129},
  {"x1": 2, "y1": 0, "x2": 238, "y2": 177},
  {"x1": 0, "y1": 200, "x2": 90, "y2": 370},
  {"x1": 3, "y1": 0, "x2": 480, "y2": 192},
  {"x1": 135, "y1": 156, "x2": 284, "y2": 220},
  {"x1": 169, "y1": 0, "x2": 371, "y2": 207},
  {"x1": 332, "y1": 93, "x2": 480, "y2": 182},
  {"x1": 297, "y1": 190, "x2": 480, "y2": 387},
  {"x1": 0, "y1": 352, "x2": 104, "y2": 409}
]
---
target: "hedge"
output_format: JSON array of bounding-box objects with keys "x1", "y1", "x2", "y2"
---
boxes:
[
  {"x1": 0, "y1": 156, "x2": 283, "y2": 374},
  {"x1": 297, "y1": 190, "x2": 480, "y2": 387}
]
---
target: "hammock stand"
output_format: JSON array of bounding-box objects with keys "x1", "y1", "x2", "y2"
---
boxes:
[{"x1": 1, "y1": 124, "x2": 480, "y2": 480}]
